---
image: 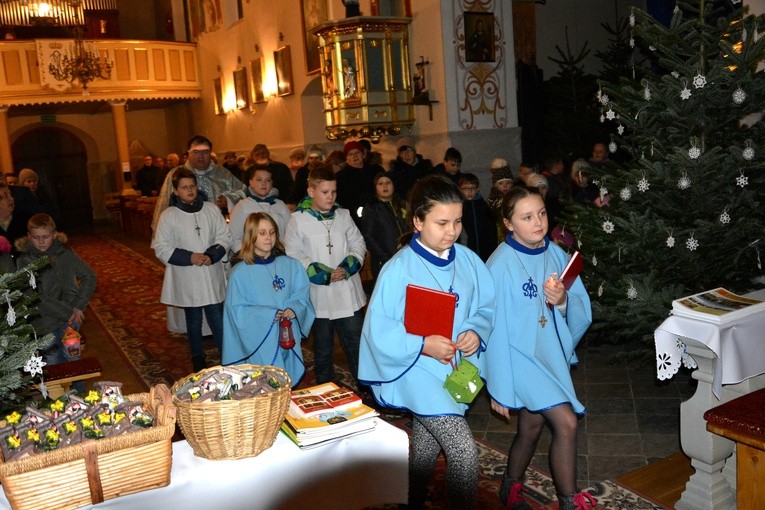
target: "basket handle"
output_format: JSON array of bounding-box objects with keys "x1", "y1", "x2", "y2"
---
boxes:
[
  {"x1": 83, "y1": 441, "x2": 105, "y2": 504},
  {"x1": 149, "y1": 384, "x2": 176, "y2": 426}
]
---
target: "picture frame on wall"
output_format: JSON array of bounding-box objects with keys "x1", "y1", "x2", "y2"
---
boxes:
[
  {"x1": 464, "y1": 11, "x2": 495, "y2": 63},
  {"x1": 234, "y1": 67, "x2": 249, "y2": 109},
  {"x1": 250, "y1": 58, "x2": 265, "y2": 104},
  {"x1": 300, "y1": 0, "x2": 329, "y2": 75},
  {"x1": 213, "y1": 77, "x2": 224, "y2": 115},
  {"x1": 274, "y1": 46, "x2": 294, "y2": 97}
]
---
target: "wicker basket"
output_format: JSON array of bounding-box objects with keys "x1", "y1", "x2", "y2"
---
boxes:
[
  {"x1": 0, "y1": 384, "x2": 176, "y2": 510},
  {"x1": 171, "y1": 364, "x2": 291, "y2": 460}
]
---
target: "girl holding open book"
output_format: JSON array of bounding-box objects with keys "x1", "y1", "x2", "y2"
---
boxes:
[
  {"x1": 358, "y1": 175, "x2": 495, "y2": 509},
  {"x1": 483, "y1": 186, "x2": 595, "y2": 510}
]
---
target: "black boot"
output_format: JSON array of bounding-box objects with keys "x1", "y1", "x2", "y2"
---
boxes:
[
  {"x1": 499, "y1": 473, "x2": 532, "y2": 510},
  {"x1": 557, "y1": 491, "x2": 597, "y2": 510},
  {"x1": 191, "y1": 355, "x2": 207, "y2": 372}
]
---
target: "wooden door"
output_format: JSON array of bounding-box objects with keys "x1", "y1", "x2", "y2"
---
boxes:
[{"x1": 12, "y1": 127, "x2": 93, "y2": 230}]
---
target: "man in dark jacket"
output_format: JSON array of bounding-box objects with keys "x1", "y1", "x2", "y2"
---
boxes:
[{"x1": 389, "y1": 136, "x2": 432, "y2": 202}]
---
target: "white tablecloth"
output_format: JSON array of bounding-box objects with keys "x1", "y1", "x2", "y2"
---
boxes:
[
  {"x1": 655, "y1": 289, "x2": 765, "y2": 397},
  {"x1": 0, "y1": 418, "x2": 409, "y2": 510}
]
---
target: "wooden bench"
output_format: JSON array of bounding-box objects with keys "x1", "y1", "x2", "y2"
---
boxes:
[
  {"x1": 37, "y1": 357, "x2": 103, "y2": 399},
  {"x1": 704, "y1": 388, "x2": 765, "y2": 509}
]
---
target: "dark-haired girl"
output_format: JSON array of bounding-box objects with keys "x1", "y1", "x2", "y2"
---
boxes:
[
  {"x1": 484, "y1": 186, "x2": 595, "y2": 510},
  {"x1": 358, "y1": 175, "x2": 495, "y2": 509}
]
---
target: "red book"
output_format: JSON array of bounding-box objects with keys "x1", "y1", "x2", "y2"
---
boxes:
[
  {"x1": 559, "y1": 251, "x2": 583, "y2": 290},
  {"x1": 404, "y1": 284, "x2": 456, "y2": 339}
]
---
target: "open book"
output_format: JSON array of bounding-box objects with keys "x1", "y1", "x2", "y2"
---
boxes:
[{"x1": 672, "y1": 288, "x2": 764, "y2": 324}]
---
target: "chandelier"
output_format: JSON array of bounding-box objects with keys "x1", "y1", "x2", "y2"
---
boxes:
[{"x1": 48, "y1": 25, "x2": 112, "y2": 95}]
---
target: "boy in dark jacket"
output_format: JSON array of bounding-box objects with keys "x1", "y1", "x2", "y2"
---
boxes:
[
  {"x1": 16, "y1": 213, "x2": 96, "y2": 365},
  {"x1": 458, "y1": 173, "x2": 498, "y2": 262}
]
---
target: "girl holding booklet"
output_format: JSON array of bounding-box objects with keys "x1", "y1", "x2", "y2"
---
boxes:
[
  {"x1": 358, "y1": 175, "x2": 495, "y2": 509},
  {"x1": 483, "y1": 186, "x2": 595, "y2": 510},
  {"x1": 222, "y1": 212, "x2": 315, "y2": 386}
]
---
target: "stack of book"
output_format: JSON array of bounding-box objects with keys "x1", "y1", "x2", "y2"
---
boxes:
[
  {"x1": 281, "y1": 382, "x2": 379, "y2": 449},
  {"x1": 672, "y1": 287, "x2": 765, "y2": 324}
]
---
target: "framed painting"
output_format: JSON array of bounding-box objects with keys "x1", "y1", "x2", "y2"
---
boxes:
[
  {"x1": 213, "y1": 77, "x2": 224, "y2": 115},
  {"x1": 249, "y1": 58, "x2": 265, "y2": 104},
  {"x1": 300, "y1": 0, "x2": 329, "y2": 75},
  {"x1": 464, "y1": 11, "x2": 495, "y2": 63},
  {"x1": 234, "y1": 67, "x2": 248, "y2": 109},
  {"x1": 186, "y1": 0, "x2": 223, "y2": 40},
  {"x1": 274, "y1": 46, "x2": 294, "y2": 97}
]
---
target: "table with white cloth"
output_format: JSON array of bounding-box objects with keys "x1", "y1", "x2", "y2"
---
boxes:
[
  {"x1": 0, "y1": 418, "x2": 409, "y2": 510},
  {"x1": 654, "y1": 289, "x2": 765, "y2": 510}
]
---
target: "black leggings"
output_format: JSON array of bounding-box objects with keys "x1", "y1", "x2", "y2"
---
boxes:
[
  {"x1": 409, "y1": 415, "x2": 479, "y2": 509},
  {"x1": 506, "y1": 404, "x2": 579, "y2": 496}
]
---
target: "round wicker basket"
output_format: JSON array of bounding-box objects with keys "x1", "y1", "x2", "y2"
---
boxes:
[{"x1": 171, "y1": 365, "x2": 291, "y2": 460}]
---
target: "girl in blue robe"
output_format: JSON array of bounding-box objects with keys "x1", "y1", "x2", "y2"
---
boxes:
[
  {"x1": 223, "y1": 212, "x2": 315, "y2": 386},
  {"x1": 359, "y1": 176, "x2": 495, "y2": 509},
  {"x1": 483, "y1": 186, "x2": 595, "y2": 510}
]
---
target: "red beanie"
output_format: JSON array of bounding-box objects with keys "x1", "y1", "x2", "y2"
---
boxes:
[{"x1": 343, "y1": 140, "x2": 365, "y2": 156}]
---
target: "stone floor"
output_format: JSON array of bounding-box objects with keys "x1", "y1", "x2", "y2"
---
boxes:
[{"x1": 466, "y1": 342, "x2": 696, "y2": 489}]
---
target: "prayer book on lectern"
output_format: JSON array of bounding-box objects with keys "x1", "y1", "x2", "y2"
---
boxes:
[{"x1": 404, "y1": 284, "x2": 456, "y2": 339}]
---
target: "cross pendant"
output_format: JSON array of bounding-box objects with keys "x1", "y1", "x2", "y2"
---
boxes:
[
  {"x1": 195, "y1": 225, "x2": 201, "y2": 236},
  {"x1": 539, "y1": 315, "x2": 547, "y2": 328},
  {"x1": 326, "y1": 236, "x2": 333, "y2": 254}
]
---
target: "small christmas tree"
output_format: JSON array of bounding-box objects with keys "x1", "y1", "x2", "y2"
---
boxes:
[
  {"x1": 0, "y1": 258, "x2": 54, "y2": 411},
  {"x1": 569, "y1": 0, "x2": 765, "y2": 353}
]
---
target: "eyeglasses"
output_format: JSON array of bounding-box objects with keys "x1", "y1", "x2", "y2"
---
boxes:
[{"x1": 190, "y1": 149, "x2": 211, "y2": 156}]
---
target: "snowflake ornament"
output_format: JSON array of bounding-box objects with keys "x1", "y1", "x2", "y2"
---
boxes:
[
  {"x1": 736, "y1": 173, "x2": 749, "y2": 188},
  {"x1": 719, "y1": 210, "x2": 731, "y2": 225},
  {"x1": 627, "y1": 284, "x2": 638, "y2": 300},
  {"x1": 602, "y1": 220, "x2": 615, "y2": 234},
  {"x1": 688, "y1": 146, "x2": 701, "y2": 159},
  {"x1": 637, "y1": 176, "x2": 650, "y2": 192},
  {"x1": 23, "y1": 354, "x2": 46, "y2": 377},
  {"x1": 733, "y1": 88, "x2": 746, "y2": 105},
  {"x1": 617, "y1": 124, "x2": 624, "y2": 135},
  {"x1": 666, "y1": 235, "x2": 675, "y2": 248},
  {"x1": 643, "y1": 86, "x2": 651, "y2": 101},
  {"x1": 680, "y1": 86, "x2": 692, "y2": 100},
  {"x1": 599, "y1": 93, "x2": 609, "y2": 106},
  {"x1": 693, "y1": 73, "x2": 707, "y2": 89},
  {"x1": 620, "y1": 187, "x2": 632, "y2": 201},
  {"x1": 686, "y1": 235, "x2": 699, "y2": 251},
  {"x1": 742, "y1": 142, "x2": 755, "y2": 161},
  {"x1": 605, "y1": 108, "x2": 616, "y2": 120},
  {"x1": 608, "y1": 141, "x2": 617, "y2": 153},
  {"x1": 677, "y1": 174, "x2": 691, "y2": 190}
]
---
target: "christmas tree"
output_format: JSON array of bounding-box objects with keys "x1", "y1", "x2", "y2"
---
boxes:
[
  {"x1": 569, "y1": 0, "x2": 765, "y2": 353},
  {"x1": 0, "y1": 258, "x2": 54, "y2": 411}
]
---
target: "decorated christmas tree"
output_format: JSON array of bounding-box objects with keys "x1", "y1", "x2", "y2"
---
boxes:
[
  {"x1": 569, "y1": 0, "x2": 765, "y2": 352},
  {"x1": 0, "y1": 258, "x2": 54, "y2": 411}
]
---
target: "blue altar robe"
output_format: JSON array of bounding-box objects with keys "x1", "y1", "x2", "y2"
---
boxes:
[
  {"x1": 358, "y1": 238, "x2": 495, "y2": 416},
  {"x1": 222, "y1": 254, "x2": 315, "y2": 386},
  {"x1": 484, "y1": 235, "x2": 592, "y2": 414}
]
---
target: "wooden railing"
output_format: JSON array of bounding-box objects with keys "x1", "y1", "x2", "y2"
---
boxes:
[{"x1": 0, "y1": 38, "x2": 201, "y2": 106}]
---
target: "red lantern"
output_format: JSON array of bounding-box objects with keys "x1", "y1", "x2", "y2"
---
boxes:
[{"x1": 279, "y1": 317, "x2": 296, "y2": 349}]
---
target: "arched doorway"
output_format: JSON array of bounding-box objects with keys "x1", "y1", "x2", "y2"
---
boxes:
[{"x1": 12, "y1": 127, "x2": 93, "y2": 229}]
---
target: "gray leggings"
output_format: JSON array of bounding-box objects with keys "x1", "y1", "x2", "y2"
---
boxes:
[{"x1": 409, "y1": 414, "x2": 478, "y2": 509}]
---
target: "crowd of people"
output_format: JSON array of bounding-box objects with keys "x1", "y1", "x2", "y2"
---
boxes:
[
  {"x1": 1, "y1": 134, "x2": 610, "y2": 510},
  {"x1": 144, "y1": 134, "x2": 605, "y2": 510}
]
